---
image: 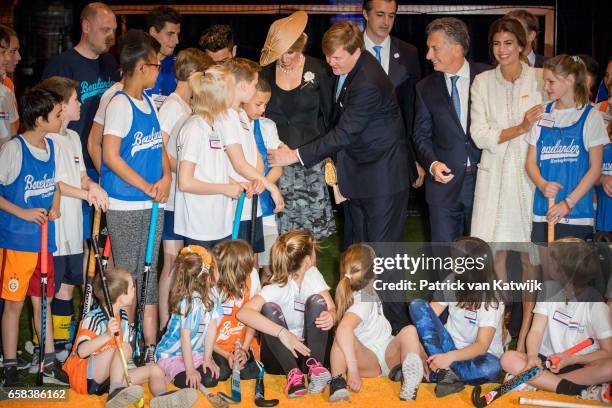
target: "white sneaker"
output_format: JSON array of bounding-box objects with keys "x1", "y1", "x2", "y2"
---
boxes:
[{"x1": 400, "y1": 352, "x2": 423, "y2": 401}]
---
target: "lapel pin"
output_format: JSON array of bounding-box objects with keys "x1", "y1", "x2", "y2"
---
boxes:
[{"x1": 394, "y1": 52, "x2": 400, "y2": 59}]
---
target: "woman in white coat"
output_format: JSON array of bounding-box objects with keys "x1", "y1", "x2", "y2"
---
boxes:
[{"x1": 470, "y1": 17, "x2": 545, "y2": 352}]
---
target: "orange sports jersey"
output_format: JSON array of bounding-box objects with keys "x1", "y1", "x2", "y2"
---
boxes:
[
  {"x1": 216, "y1": 274, "x2": 260, "y2": 359},
  {"x1": 62, "y1": 307, "x2": 130, "y2": 394}
]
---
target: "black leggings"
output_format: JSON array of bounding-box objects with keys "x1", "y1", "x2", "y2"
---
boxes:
[
  {"x1": 260, "y1": 294, "x2": 329, "y2": 375},
  {"x1": 173, "y1": 351, "x2": 260, "y2": 388}
]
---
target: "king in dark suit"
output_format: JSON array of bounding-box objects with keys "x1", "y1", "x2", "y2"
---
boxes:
[
  {"x1": 268, "y1": 20, "x2": 412, "y2": 332},
  {"x1": 412, "y1": 17, "x2": 489, "y2": 243}
]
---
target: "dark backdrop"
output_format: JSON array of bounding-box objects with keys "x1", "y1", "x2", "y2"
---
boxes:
[{"x1": 11, "y1": 0, "x2": 612, "y2": 95}]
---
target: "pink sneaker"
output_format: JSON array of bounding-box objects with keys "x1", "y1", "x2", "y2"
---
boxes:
[
  {"x1": 285, "y1": 368, "x2": 308, "y2": 398},
  {"x1": 306, "y1": 357, "x2": 331, "y2": 394}
]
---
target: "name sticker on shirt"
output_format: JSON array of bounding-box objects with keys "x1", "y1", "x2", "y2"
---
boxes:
[
  {"x1": 294, "y1": 294, "x2": 306, "y2": 313},
  {"x1": 222, "y1": 305, "x2": 233, "y2": 316},
  {"x1": 538, "y1": 113, "x2": 555, "y2": 128},
  {"x1": 209, "y1": 138, "x2": 222, "y2": 150},
  {"x1": 464, "y1": 310, "x2": 477, "y2": 325}
]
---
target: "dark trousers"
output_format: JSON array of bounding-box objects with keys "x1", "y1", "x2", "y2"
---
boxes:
[
  {"x1": 342, "y1": 188, "x2": 409, "y2": 248},
  {"x1": 342, "y1": 188, "x2": 411, "y2": 334},
  {"x1": 428, "y1": 169, "x2": 475, "y2": 243},
  {"x1": 260, "y1": 294, "x2": 328, "y2": 375}
]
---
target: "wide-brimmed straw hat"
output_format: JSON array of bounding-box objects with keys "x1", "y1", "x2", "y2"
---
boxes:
[{"x1": 260, "y1": 11, "x2": 308, "y2": 66}]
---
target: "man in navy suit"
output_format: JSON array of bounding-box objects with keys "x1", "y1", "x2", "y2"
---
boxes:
[
  {"x1": 413, "y1": 17, "x2": 489, "y2": 243},
  {"x1": 362, "y1": 0, "x2": 425, "y2": 188}
]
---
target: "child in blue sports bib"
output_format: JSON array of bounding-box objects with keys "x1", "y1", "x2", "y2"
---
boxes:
[
  {"x1": 526, "y1": 55, "x2": 609, "y2": 242},
  {"x1": 101, "y1": 30, "x2": 171, "y2": 359}
]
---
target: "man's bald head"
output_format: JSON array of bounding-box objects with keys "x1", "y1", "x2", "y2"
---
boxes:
[{"x1": 79, "y1": 2, "x2": 117, "y2": 56}]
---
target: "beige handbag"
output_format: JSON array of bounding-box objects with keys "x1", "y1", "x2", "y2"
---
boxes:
[{"x1": 324, "y1": 158, "x2": 346, "y2": 204}]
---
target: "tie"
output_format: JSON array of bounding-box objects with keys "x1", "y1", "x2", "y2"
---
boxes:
[
  {"x1": 372, "y1": 45, "x2": 382, "y2": 64},
  {"x1": 450, "y1": 75, "x2": 461, "y2": 119},
  {"x1": 335, "y1": 74, "x2": 347, "y2": 100}
]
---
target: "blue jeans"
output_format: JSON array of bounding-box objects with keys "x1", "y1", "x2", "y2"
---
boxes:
[{"x1": 408, "y1": 298, "x2": 501, "y2": 384}]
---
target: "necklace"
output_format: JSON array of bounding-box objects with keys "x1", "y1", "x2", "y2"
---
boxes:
[{"x1": 276, "y1": 54, "x2": 304, "y2": 74}]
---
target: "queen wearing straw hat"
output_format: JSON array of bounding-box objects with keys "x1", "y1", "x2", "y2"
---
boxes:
[{"x1": 259, "y1": 11, "x2": 336, "y2": 239}]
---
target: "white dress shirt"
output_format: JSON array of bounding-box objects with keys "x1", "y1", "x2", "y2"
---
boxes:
[
  {"x1": 364, "y1": 32, "x2": 391, "y2": 74},
  {"x1": 528, "y1": 50, "x2": 536, "y2": 67}
]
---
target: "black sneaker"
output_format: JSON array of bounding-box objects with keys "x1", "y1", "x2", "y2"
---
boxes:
[
  {"x1": 240, "y1": 359, "x2": 261, "y2": 380},
  {"x1": 2, "y1": 366, "x2": 22, "y2": 387},
  {"x1": 16, "y1": 356, "x2": 31, "y2": 371},
  {"x1": 328, "y1": 374, "x2": 349, "y2": 402},
  {"x1": 388, "y1": 363, "x2": 402, "y2": 382},
  {"x1": 106, "y1": 385, "x2": 144, "y2": 408},
  {"x1": 434, "y1": 368, "x2": 464, "y2": 397},
  {"x1": 144, "y1": 344, "x2": 156, "y2": 364},
  {"x1": 43, "y1": 359, "x2": 69, "y2": 385}
]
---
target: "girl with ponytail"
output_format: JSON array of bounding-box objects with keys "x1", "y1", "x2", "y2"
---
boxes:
[
  {"x1": 329, "y1": 244, "x2": 425, "y2": 403},
  {"x1": 525, "y1": 54, "x2": 608, "y2": 241},
  {"x1": 237, "y1": 229, "x2": 335, "y2": 398},
  {"x1": 174, "y1": 65, "x2": 245, "y2": 249}
]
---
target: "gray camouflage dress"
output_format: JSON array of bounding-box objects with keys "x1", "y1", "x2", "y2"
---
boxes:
[{"x1": 261, "y1": 56, "x2": 336, "y2": 239}]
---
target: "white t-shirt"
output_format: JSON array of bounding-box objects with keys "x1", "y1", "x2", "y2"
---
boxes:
[
  {"x1": 347, "y1": 289, "x2": 392, "y2": 349},
  {"x1": 0, "y1": 84, "x2": 18, "y2": 146},
  {"x1": 215, "y1": 108, "x2": 261, "y2": 221},
  {"x1": 437, "y1": 301, "x2": 505, "y2": 357},
  {"x1": 158, "y1": 92, "x2": 191, "y2": 212},
  {"x1": 258, "y1": 266, "x2": 330, "y2": 337},
  {"x1": 48, "y1": 130, "x2": 86, "y2": 256},
  {"x1": 0, "y1": 136, "x2": 54, "y2": 185},
  {"x1": 526, "y1": 104, "x2": 609, "y2": 150},
  {"x1": 93, "y1": 82, "x2": 123, "y2": 126},
  {"x1": 253, "y1": 117, "x2": 282, "y2": 227},
  {"x1": 533, "y1": 301, "x2": 612, "y2": 357},
  {"x1": 103, "y1": 92, "x2": 163, "y2": 211},
  {"x1": 174, "y1": 114, "x2": 232, "y2": 241}
]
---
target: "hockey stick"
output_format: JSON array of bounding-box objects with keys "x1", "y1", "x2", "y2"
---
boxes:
[
  {"x1": 83, "y1": 210, "x2": 102, "y2": 315},
  {"x1": 231, "y1": 192, "x2": 245, "y2": 240},
  {"x1": 250, "y1": 194, "x2": 258, "y2": 247},
  {"x1": 471, "y1": 366, "x2": 540, "y2": 407},
  {"x1": 36, "y1": 221, "x2": 49, "y2": 386},
  {"x1": 134, "y1": 202, "x2": 159, "y2": 364},
  {"x1": 218, "y1": 339, "x2": 242, "y2": 403},
  {"x1": 548, "y1": 197, "x2": 555, "y2": 243},
  {"x1": 198, "y1": 383, "x2": 229, "y2": 408},
  {"x1": 92, "y1": 236, "x2": 144, "y2": 408},
  {"x1": 255, "y1": 359, "x2": 279, "y2": 407},
  {"x1": 546, "y1": 338, "x2": 594, "y2": 369},
  {"x1": 519, "y1": 397, "x2": 607, "y2": 407}
]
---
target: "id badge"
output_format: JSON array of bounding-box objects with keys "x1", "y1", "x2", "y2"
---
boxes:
[
  {"x1": 294, "y1": 294, "x2": 306, "y2": 313},
  {"x1": 552, "y1": 310, "x2": 571, "y2": 326},
  {"x1": 222, "y1": 305, "x2": 233, "y2": 316},
  {"x1": 464, "y1": 310, "x2": 477, "y2": 325},
  {"x1": 152, "y1": 94, "x2": 167, "y2": 109},
  {"x1": 209, "y1": 138, "x2": 222, "y2": 149},
  {"x1": 538, "y1": 113, "x2": 555, "y2": 128}
]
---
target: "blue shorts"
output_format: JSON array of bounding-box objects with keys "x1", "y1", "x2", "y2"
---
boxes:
[
  {"x1": 82, "y1": 168, "x2": 100, "y2": 240},
  {"x1": 53, "y1": 253, "x2": 84, "y2": 289},
  {"x1": 184, "y1": 235, "x2": 230, "y2": 250},
  {"x1": 162, "y1": 210, "x2": 183, "y2": 241}
]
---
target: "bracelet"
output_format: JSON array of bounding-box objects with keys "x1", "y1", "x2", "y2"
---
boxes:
[
  {"x1": 276, "y1": 327, "x2": 285, "y2": 338},
  {"x1": 564, "y1": 196, "x2": 575, "y2": 209}
]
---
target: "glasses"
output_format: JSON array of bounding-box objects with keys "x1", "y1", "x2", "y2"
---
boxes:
[{"x1": 143, "y1": 63, "x2": 162, "y2": 72}]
